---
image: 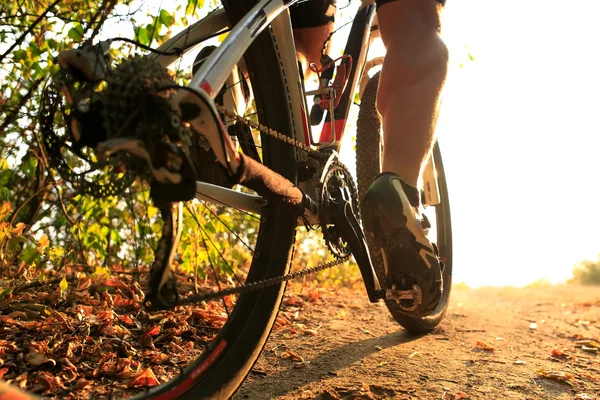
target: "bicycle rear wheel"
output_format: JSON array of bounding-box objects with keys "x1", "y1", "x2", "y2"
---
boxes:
[
  {"x1": 33, "y1": 4, "x2": 300, "y2": 400},
  {"x1": 356, "y1": 72, "x2": 453, "y2": 334},
  {"x1": 134, "y1": 8, "x2": 299, "y2": 400}
]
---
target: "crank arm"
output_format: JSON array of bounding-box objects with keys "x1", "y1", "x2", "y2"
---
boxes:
[{"x1": 328, "y1": 179, "x2": 382, "y2": 302}]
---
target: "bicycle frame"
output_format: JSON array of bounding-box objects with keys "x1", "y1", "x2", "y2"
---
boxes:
[{"x1": 151, "y1": 0, "x2": 378, "y2": 216}]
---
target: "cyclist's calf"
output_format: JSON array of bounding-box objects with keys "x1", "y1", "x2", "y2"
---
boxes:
[{"x1": 375, "y1": 0, "x2": 448, "y2": 186}]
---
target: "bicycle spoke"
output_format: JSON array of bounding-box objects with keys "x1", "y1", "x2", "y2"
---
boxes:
[
  {"x1": 184, "y1": 202, "x2": 245, "y2": 289},
  {"x1": 197, "y1": 219, "x2": 232, "y2": 316},
  {"x1": 200, "y1": 202, "x2": 255, "y2": 255}
]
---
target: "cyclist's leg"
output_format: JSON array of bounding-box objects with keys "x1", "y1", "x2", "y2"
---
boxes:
[
  {"x1": 361, "y1": 0, "x2": 448, "y2": 318},
  {"x1": 376, "y1": 0, "x2": 448, "y2": 187}
]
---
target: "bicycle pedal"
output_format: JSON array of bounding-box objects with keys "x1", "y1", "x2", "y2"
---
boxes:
[{"x1": 385, "y1": 284, "x2": 423, "y2": 312}]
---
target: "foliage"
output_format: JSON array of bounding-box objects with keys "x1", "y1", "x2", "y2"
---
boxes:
[
  {"x1": 0, "y1": 0, "x2": 335, "y2": 287},
  {"x1": 571, "y1": 255, "x2": 600, "y2": 285}
]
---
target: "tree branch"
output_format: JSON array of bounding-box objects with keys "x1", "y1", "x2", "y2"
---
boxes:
[
  {"x1": 0, "y1": 77, "x2": 43, "y2": 133},
  {"x1": 0, "y1": 0, "x2": 63, "y2": 65}
]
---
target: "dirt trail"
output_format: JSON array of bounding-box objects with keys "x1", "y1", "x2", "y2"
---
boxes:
[{"x1": 235, "y1": 285, "x2": 600, "y2": 400}]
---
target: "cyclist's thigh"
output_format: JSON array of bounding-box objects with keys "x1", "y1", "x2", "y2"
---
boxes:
[
  {"x1": 290, "y1": 0, "x2": 336, "y2": 29},
  {"x1": 376, "y1": 0, "x2": 445, "y2": 45}
]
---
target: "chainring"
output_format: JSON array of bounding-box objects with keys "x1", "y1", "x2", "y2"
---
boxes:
[{"x1": 319, "y1": 159, "x2": 360, "y2": 258}]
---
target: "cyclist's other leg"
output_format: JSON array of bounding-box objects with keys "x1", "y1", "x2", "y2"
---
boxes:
[
  {"x1": 362, "y1": 0, "x2": 448, "y2": 317},
  {"x1": 290, "y1": 0, "x2": 336, "y2": 76},
  {"x1": 377, "y1": 0, "x2": 448, "y2": 187}
]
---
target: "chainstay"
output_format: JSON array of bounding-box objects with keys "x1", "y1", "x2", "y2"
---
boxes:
[{"x1": 177, "y1": 256, "x2": 349, "y2": 306}]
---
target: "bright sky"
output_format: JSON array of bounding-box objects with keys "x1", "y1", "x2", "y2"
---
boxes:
[{"x1": 434, "y1": 0, "x2": 600, "y2": 286}]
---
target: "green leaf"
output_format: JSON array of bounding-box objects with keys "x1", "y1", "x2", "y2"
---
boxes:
[
  {"x1": 0, "y1": 287, "x2": 13, "y2": 301},
  {"x1": 137, "y1": 27, "x2": 150, "y2": 46},
  {"x1": 68, "y1": 24, "x2": 84, "y2": 41},
  {"x1": 19, "y1": 245, "x2": 41, "y2": 266},
  {"x1": 185, "y1": 0, "x2": 201, "y2": 16},
  {"x1": 159, "y1": 10, "x2": 174, "y2": 27},
  {"x1": 59, "y1": 277, "x2": 68, "y2": 291}
]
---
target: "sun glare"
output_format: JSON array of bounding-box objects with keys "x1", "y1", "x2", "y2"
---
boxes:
[{"x1": 436, "y1": 0, "x2": 600, "y2": 287}]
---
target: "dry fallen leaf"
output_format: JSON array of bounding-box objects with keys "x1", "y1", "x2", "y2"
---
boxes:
[
  {"x1": 303, "y1": 325, "x2": 321, "y2": 336},
  {"x1": 129, "y1": 367, "x2": 159, "y2": 388},
  {"x1": 551, "y1": 349, "x2": 568, "y2": 359},
  {"x1": 576, "y1": 393, "x2": 593, "y2": 400},
  {"x1": 144, "y1": 325, "x2": 161, "y2": 337},
  {"x1": 536, "y1": 369, "x2": 574, "y2": 384},
  {"x1": 443, "y1": 391, "x2": 469, "y2": 400},
  {"x1": 285, "y1": 350, "x2": 305, "y2": 363},
  {"x1": 575, "y1": 340, "x2": 600, "y2": 349},
  {"x1": 474, "y1": 341, "x2": 495, "y2": 351},
  {"x1": 24, "y1": 351, "x2": 56, "y2": 368},
  {"x1": 74, "y1": 378, "x2": 91, "y2": 391},
  {"x1": 581, "y1": 345, "x2": 598, "y2": 354}
]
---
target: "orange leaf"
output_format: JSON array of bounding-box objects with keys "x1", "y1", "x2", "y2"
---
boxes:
[
  {"x1": 11, "y1": 222, "x2": 26, "y2": 236},
  {"x1": 118, "y1": 314, "x2": 134, "y2": 326},
  {"x1": 74, "y1": 378, "x2": 91, "y2": 391},
  {"x1": 129, "y1": 368, "x2": 159, "y2": 387},
  {"x1": 551, "y1": 349, "x2": 567, "y2": 358},
  {"x1": 37, "y1": 235, "x2": 49, "y2": 252},
  {"x1": 475, "y1": 341, "x2": 495, "y2": 351},
  {"x1": 144, "y1": 325, "x2": 160, "y2": 337},
  {"x1": 0, "y1": 367, "x2": 8, "y2": 379}
]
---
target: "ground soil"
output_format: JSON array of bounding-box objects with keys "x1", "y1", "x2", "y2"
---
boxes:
[{"x1": 235, "y1": 285, "x2": 600, "y2": 400}]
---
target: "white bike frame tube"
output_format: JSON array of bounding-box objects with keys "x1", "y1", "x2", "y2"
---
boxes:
[
  {"x1": 195, "y1": 182, "x2": 264, "y2": 214},
  {"x1": 153, "y1": 9, "x2": 230, "y2": 68},
  {"x1": 162, "y1": 0, "x2": 305, "y2": 216},
  {"x1": 187, "y1": 0, "x2": 297, "y2": 98}
]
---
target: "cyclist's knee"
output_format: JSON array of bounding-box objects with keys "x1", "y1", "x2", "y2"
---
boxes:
[
  {"x1": 376, "y1": 0, "x2": 447, "y2": 70},
  {"x1": 376, "y1": 0, "x2": 448, "y2": 113}
]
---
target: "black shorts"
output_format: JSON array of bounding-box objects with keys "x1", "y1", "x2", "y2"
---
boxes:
[
  {"x1": 290, "y1": 0, "x2": 446, "y2": 29},
  {"x1": 290, "y1": 0, "x2": 337, "y2": 29}
]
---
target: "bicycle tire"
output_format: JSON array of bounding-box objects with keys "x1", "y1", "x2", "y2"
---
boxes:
[
  {"x1": 129, "y1": 5, "x2": 299, "y2": 400},
  {"x1": 356, "y1": 72, "x2": 453, "y2": 334}
]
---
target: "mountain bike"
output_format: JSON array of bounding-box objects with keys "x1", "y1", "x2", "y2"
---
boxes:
[{"x1": 34, "y1": 0, "x2": 453, "y2": 398}]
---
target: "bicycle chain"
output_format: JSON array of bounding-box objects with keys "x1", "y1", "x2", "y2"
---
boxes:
[
  {"x1": 175, "y1": 104, "x2": 346, "y2": 306},
  {"x1": 215, "y1": 104, "x2": 319, "y2": 155},
  {"x1": 178, "y1": 256, "x2": 349, "y2": 306}
]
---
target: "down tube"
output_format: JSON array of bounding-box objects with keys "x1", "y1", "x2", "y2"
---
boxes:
[
  {"x1": 319, "y1": 4, "x2": 377, "y2": 145},
  {"x1": 188, "y1": 0, "x2": 299, "y2": 99}
]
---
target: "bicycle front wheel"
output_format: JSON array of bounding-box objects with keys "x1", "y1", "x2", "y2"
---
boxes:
[{"x1": 356, "y1": 72, "x2": 453, "y2": 334}]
